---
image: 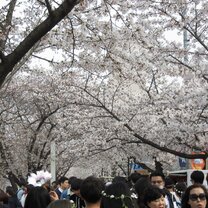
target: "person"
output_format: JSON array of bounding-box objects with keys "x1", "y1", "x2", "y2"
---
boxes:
[
  {"x1": 150, "y1": 171, "x2": 174, "y2": 208},
  {"x1": 70, "y1": 178, "x2": 85, "y2": 208},
  {"x1": 174, "y1": 182, "x2": 187, "y2": 208},
  {"x1": 143, "y1": 185, "x2": 166, "y2": 208},
  {"x1": 100, "y1": 181, "x2": 134, "y2": 208},
  {"x1": 19, "y1": 184, "x2": 34, "y2": 207},
  {"x1": 51, "y1": 181, "x2": 58, "y2": 191},
  {"x1": 16, "y1": 178, "x2": 27, "y2": 206},
  {"x1": 181, "y1": 183, "x2": 208, "y2": 208},
  {"x1": 61, "y1": 176, "x2": 77, "y2": 200},
  {"x1": 112, "y1": 176, "x2": 128, "y2": 184},
  {"x1": 190, "y1": 171, "x2": 204, "y2": 185},
  {"x1": 24, "y1": 186, "x2": 51, "y2": 208},
  {"x1": 5, "y1": 186, "x2": 22, "y2": 208},
  {"x1": 80, "y1": 176, "x2": 105, "y2": 208},
  {"x1": 165, "y1": 177, "x2": 178, "y2": 208},
  {"x1": 55, "y1": 177, "x2": 69, "y2": 199},
  {"x1": 128, "y1": 172, "x2": 142, "y2": 187},
  {"x1": 134, "y1": 176, "x2": 151, "y2": 208},
  {"x1": 165, "y1": 177, "x2": 175, "y2": 193},
  {"x1": 0, "y1": 189, "x2": 8, "y2": 208},
  {"x1": 150, "y1": 172, "x2": 166, "y2": 190},
  {"x1": 47, "y1": 200, "x2": 73, "y2": 208}
]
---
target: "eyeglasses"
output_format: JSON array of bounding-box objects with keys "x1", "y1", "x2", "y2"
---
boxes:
[{"x1": 189, "y1": 194, "x2": 206, "y2": 201}]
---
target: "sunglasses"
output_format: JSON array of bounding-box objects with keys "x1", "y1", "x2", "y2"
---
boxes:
[{"x1": 189, "y1": 193, "x2": 207, "y2": 201}]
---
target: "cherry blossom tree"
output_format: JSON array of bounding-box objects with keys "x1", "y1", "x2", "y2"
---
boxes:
[{"x1": 0, "y1": 0, "x2": 208, "y2": 184}]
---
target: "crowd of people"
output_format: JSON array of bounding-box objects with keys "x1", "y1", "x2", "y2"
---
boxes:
[{"x1": 0, "y1": 170, "x2": 207, "y2": 208}]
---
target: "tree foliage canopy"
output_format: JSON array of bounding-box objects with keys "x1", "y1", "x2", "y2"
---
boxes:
[{"x1": 0, "y1": 0, "x2": 208, "y2": 181}]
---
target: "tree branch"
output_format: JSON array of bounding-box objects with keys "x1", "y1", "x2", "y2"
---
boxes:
[{"x1": 0, "y1": 0, "x2": 79, "y2": 87}]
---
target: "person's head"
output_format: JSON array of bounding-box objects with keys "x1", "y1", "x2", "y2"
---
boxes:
[
  {"x1": 47, "y1": 200, "x2": 73, "y2": 208},
  {"x1": 80, "y1": 176, "x2": 105, "y2": 205},
  {"x1": 100, "y1": 181, "x2": 134, "y2": 208},
  {"x1": 181, "y1": 183, "x2": 208, "y2": 208},
  {"x1": 165, "y1": 177, "x2": 175, "y2": 191},
  {"x1": 174, "y1": 182, "x2": 187, "y2": 198},
  {"x1": 70, "y1": 178, "x2": 83, "y2": 197},
  {"x1": 18, "y1": 176, "x2": 27, "y2": 187},
  {"x1": 6, "y1": 186, "x2": 15, "y2": 197},
  {"x1": 51, "y1": 181, "x2": 57, "y2": 191},
  {"x1": 135, "y1": 176, "x2": 151, "y2": 197},
  {"x1": 24, "y1": 186, "x2": 51, "y2": 208},
  {"x1": 68, "y1": 176, "x2": 77, "y2": 185},
  {"x1": 150, "y1": 171, "x2": 165, "y2": 189},
  {"x1": 143, "y1": 185, "x2": 166, "y2": 208},
  {"x1": 190, "y1": 171, "x2": 204, "y2": 184},
  {"x1": 134, "y1": 176, "x2": 151, "y2": 208},
  {"x1": 58, "y1": 177, "x2": 69, "y2": 190},
  {"x1": 128, "y1": 172, "x2": 141, "y2": 185},
  {"x1": 112, "y1": 176, "x2": 127, "y2": 184}
]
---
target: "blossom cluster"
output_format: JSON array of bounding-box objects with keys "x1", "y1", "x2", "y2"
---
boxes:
[{"x1": 27, "y1": 170, "x2": 52, "y2": 187}]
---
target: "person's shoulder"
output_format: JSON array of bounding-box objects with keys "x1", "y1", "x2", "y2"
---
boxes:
[{"x1": 55, "y1": 188, "x2": 60, "y2": 193}]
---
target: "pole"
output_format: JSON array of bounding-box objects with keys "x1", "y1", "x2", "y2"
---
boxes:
[{"x1": 50, "y1": 141, "x2": 56, "y2": 182}]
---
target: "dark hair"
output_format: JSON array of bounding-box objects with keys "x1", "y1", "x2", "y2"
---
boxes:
[
  {"x1": 24, "y1": 186, "x2": 51, "y2": 208},
  {"x1": 6, "y1": 186, "x2": 15, "y2": 197},
  {"x1": 135, "y1": 177, "x2": 151, "y2": 196},
  {"x1": 129, "y1": 172, "x2": 141, "y2": 184},
  {"x1": 190, "y1": 171, "x2": 204, "y2": 184},
  {"x1": 174, "y1": 182, "x2": 187, "y2": 198},
  {"x1": 100, "y1": 182, "x2": 134, "y2": 208},
  {"x1": 18, "y1": 177, "x2": 27, "y2": 187},
  {"x1": 68, "y1": 176, "x2": 77, "y2": 184},
  {"x1": 134, "y1": 177, "x2": 151, "y2": 208},
  {"x1": 47, "y1": 200, "x2": 73, "y2": 208},
  {"x1": 143, "y1": 185, "x2": 165, "y2": 206},
  {"x1": 112, "y1": 176, "x2": 127, "y2": 184},
  {"x1": 181, "y1": 184, "x2": 208, "y2": 208},
  {"x1": 150, "y1": 171, "x2": 165, "y2": 181},
  {"x1": 58, "y1": 176, "x2": 68, "y2": 185},
  {"x1": 80, "y1": 176, "x2": 105, "y2": 204},
  {"x1": 70, "y1": 178, "x2": 83, "y2": 191},
  {"x1": 165, "y1": 177, "x2": 175, "y2": 189}
]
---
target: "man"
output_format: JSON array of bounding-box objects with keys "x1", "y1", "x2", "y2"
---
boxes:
[
  {"x1": 80, "y1": 176, "x2": 105, "y2": 208},
  {"x1": 150, "y1": 171, "x2": 174, "y2": 208},
  {"x1": 55, "y1": 176, "x2": 69, "y2": 199},
  {"x1": 61, "y1": 176, "x2": 77, "y2": 199},
  {"x1": 190, "y1": 170, "x2": 204, "y2": 184},
  {"x1": 70, "y1": 178, "x2": 85, "y2": 208}
]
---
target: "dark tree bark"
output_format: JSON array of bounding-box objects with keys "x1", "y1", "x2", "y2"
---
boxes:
[{"x1": 0, "y1": 0, "x2": 79, "y2": 87}]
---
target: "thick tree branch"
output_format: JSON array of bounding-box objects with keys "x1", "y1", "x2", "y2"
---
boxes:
[{"x1": 0, "y1": 0, "x2": 79, "y2": 87}]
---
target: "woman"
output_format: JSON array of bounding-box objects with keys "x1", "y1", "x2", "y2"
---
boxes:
[
  {"x1": 100, "y1": 181, "x2": 134, "y2": 208},
  {"x1": 24, "y1": 186, "x2": 51, "y2": 208},
  {"x1": 143, "y1": 185, "x2": 166, "y2": 208},
  {"x1": 181, "y1": 184, "x2": 208, "y2": 208}
]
